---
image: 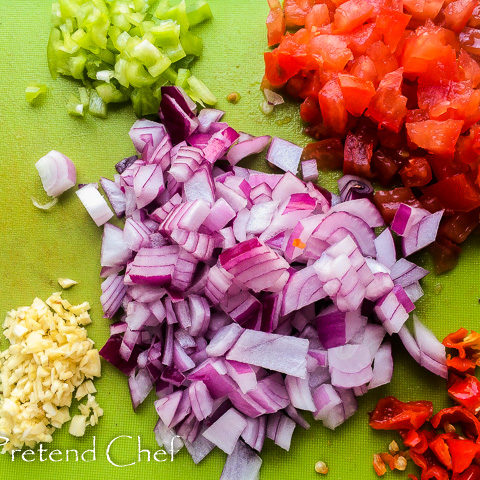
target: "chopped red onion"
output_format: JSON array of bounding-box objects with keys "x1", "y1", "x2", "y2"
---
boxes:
[
  {"x1": 76, "y1": 183, "x2": 114, "y2": 226},
  {"x1": 266, "y1": 138, "x2": 302, "y2": 174},
  {"x1": 35, "y1": 150, "x2": 76, "y2": 197}
]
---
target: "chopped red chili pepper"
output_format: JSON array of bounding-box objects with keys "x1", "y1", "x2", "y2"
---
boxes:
[
  {"x1": 430, "y1": 407, "x2": 480, "y2": 440},
  {"x1": 429, "y1": 434, "x2": 454, "y2": 470},
  {"x1": 447, "y1": 438, "x2": 480, "y2": 474},
  {"x1": 446, "y1": 356, "x2": 477, "y2": 375},
  {"x1": 369, "y1": 397, "x2": 433, "y2": 431},
  {"x1": 421, "y1": 465, "x2": 450, "y2": 480},
  {"x1": 448, "y1": 375, "x2": 480, "y2": 414},
  {"x1": 443, "y1": 329, "x2": 480, "y2": 362},
  {"x1": 402, "y1": 429, "x2": 422, "y2": 448},
  {"x1": 452, "y1": 464, "x2": 480, "y2": 480}
]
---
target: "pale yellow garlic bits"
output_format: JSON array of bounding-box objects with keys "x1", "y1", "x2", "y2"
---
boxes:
[{"x1": 0, "y1": 292, "x2": 102, "y2": 451}]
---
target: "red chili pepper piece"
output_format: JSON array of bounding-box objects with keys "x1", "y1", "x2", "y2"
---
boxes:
[
  {"x1": 369, "y1": 397, "x2": 433, "y2": 431},
  {"x1": 452, "y1": 464, "x2": 480, "y2": 480},
  {"x1": 446, "y1": 356, "x2": 477, "y2": 375},
  {"x1": 447, "y1": 438, "x2": 480, "y2": 474},
  {"x1": 448, "y1": 375, "x2": 480, "y2": 414},
  {"x1": 402, "y1": 429, "x2": 422, "y2": 448},
  {"x1": 429, "y1": 434, "x2": 454, "y2": 470},
  {"x1": 443, "y1": 329, "x2": 480, "y2": 361},
  {"x1": 421, "y1": 465, "x2": 450, "y2": 480},
  {"x1": 430, "y1": 407, "x2": 480, "y2": 440}
]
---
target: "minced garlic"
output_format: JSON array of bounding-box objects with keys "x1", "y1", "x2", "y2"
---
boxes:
[{"x1": 0, "y1": 292, "x2": 102, "y2": 451}]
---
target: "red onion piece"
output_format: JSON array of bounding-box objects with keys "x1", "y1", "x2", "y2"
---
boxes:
[
  {"x1": 267, "y1": 138, "x2": 302, "y2": 174},
  {"x1": 227, "y1": 135, "x2": 271, "y2": 166},
  {"x1": 35, "y1": 150, "x2": 76, "y2": 197}
]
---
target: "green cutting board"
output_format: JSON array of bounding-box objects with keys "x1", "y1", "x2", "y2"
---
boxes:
[{"x1": 0, "y1": 1, "x2": 479, "y2": 479}]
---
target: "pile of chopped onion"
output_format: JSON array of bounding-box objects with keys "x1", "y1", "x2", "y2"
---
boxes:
[{"x1": 91, "y1": 86, "x2": 446, "y2": 477}]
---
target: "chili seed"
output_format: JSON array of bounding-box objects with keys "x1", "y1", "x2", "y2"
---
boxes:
[
  {"x1": 314, "y1": 460, "x2": 328, "y2": 474},
  {"x1": 388, "y1": 440, "x2": 399, "y2": 454}
]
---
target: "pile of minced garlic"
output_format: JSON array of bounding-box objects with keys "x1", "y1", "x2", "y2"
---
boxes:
[{"x1": 0, "y1": 292, "x2": 102, "y2": 451}]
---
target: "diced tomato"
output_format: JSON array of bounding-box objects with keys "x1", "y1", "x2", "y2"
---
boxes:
[
  {"x1": 305, "y1": 4, "x2": 330, "y2": 29},
  {"x1": 469, "y1": 5, "x2": 480, "y2": 28},
  {"x1": 338, "y1": 73, "x2": 375, "y2": 116},
  {"x1": 309, "y1": 34, "x2": 354, "y2": 71},
  {"x1": 439, "y1": 210, "x2": 480, "y2": 244},
  {"x1": 371, "y1": 148, "x2": 402, "y2": 184},
  {"x1": 403, "y1": 0, "x2": 444, "y2": 20},
  {"x1": 301, "y1": 138, "x2": 344, "y2": 169},
  {"x1": 366, "y1": 40, "x2": 399, "y2": 80},
  {"x1": 405, "y1": 109, "x2": 430, "y2": 123},
  {"x1": 460, "y1": 27, "x2": 480, "y2": 58},
  {"x1": 345, "y1": 22, "x2": 380, "y2": 55},
  {"x1": 349, "y1": 55, "x2": 377, "y2": 83},
  {"x1": 264, "y1": 50, "x2": 301, "y2": 86},
  {"x1": 377, "y1": 128, "x2": 406, "y2": 149},
  {"x1": 401, "y1": 24, "x2": 457, "y2": 78},
  {"x1": 430, "y1": 236, "x2": 462, "y2": 274},
  {"x1": 423, "y1": 174, "x2": 480, "y2": 212},
  {"x1": 406, "y1": 119, "x2": 464, "y2": 157},
  {"x1": 286, "y1": 70, "x2": 323, "y2": 99},
  {"x1": 373, "y1": 187, "x2": 423, "y2": 223},
  {"x1": 318, "y1": 77, "x2": 349, "y2": 134},
  {"x1": 300, "y1": 95, "x2": 322, "y2": 123},
  {"x1": 399, "y1": 156, "x2": 432, "y2": 187},
  {"x1": 457, "y1": 125, "x2": 480, "y2": 169},
  {"x1": 343, "y1": 122, "x2": 377, "y2": 177},
  {"x1": 366, "y1": 68, "x2": 408, "y2": 132},
  {"x1": 333, "y1": 0, "x2": 374, "y2": 33},
  {"x1": 267, "y1": 0, "x2": 286, "y2": 47},
  {"x1": 417, "y1": 80, "x2": 480, "y2": 124},
  {"x1": 284, "y1": 0, "x2": 315, "y2": 27},
  {"x1": 375, "y1": 8, "x2": 412, "y2": 52},
  {"x1": 459, "y1": 50, "x2": 480, "y2": 88},
  {"x1": 428, "y1": 154, "x2": 469, "y2": 181},
  {"x1": 420, "y1": 192, "x2": 450, "y2": 213},
  {"x1": 444, "y1": 0, "x2": 479, "y2": 34}
]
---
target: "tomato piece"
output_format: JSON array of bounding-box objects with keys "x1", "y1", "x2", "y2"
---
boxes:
[
  {"x1": 429, "y1": 236, "x2": 462, "y2": 274},
  {"x1": 428, "y1": 154, "x2": 468, "y2": 181},
  {"x1": 469, "y1": 5, "x2": 480, "y2": 28},
  {"x1": 286, "y1": 70, "x2": 323, "y2": 99},
  {"x1": 401, "y1": 25, "x2": 456, "y2": 77},
  {"x1": 264, "y1": 50, "x2": 301, "y2": 87},
  {"x1": 366, "y1": 68, "x2": 408, "y2": 132},
  {"x1": 366, "y1": 40, "x2": 399, "y2": 80},
  {"x1": 429, "y1": 435, "x2": 453, "y2": 470},
  {"x1": 406, "y1": 119, "x2": 463, "y2": 157},
  {"x1": 300, "y1": 95, "x2": 322, "y2": 123},
  {"x1": 284, "y1": 0, "x2": 315, "y2": 27},
  {"x1": 338, "y1": 73, "x2": 375, "y2": 116},
  {"x1": 346, "y1": 22, "x2": 381, "y2": 55},
  {"x1": 423, "y1": 174, "x2": 480, "y2": 212},
  {"x1": 349, "y1": 54, "x2": 378, "y2": 83},
  {"x1": 371, "y1": 149, "x2": 405, "y2": 185},
  {"x1": 399, "y1": 156, "x2": 432, "y2": 187},
  {"x1": 460, "y1": 27, "x2": 480, "y2": 61},
  {"x1": 266, "y1": 0, "x2": 286, "y2": 47},
  {"x1": 438, "y1": 210, "x2": 480, "y2": 244},
  {"x1": 301, "y1": 138, "x2": 344, "y2": 169},
  {"x1": 305, "y1": 4, "x2": 331, "y2": 29},
  {"x1": 448, "y1": 375, "x2": 480, "y2": 414},
  {"x1": 343, "y1": 122, "x2": 377, "y2": 177},
  {"x1": 448, "y1": 438, "x2": 480, "y2": 474},
  {"x1": 309, "y1": 34, "x2": 354, "y2": 71},
  {"x1": 375, "y1": 8, "x2": 412, "y2": 52},
  {"x1": 369, "y1": 396, "x2": 433, "y2": 431},
  {"x1": 444, "y1": 0, "x2": 479, "y2": 34},
  {"x1": 406, "y1": 109, "x2": 430, "y2": 123},
  {"x1": 373, "y1": 187, "x2": 423, "y2": 223},
  {"x1": 333, "y1": 0, "x2": 374, "y2": 33},
  {"x1": 403, "y1": 0, "x2": 444, "y2": 20},
  {"x1": 457, "y1": 126, "x2": 480, "y2": 169},
  {"x1": 318, "y1": 78, "x2": 349, "y2": 134},
  {"x1": 431, "y1": 406, "x2": 480, "y2": 439},
  {"x1": 459, "y1": 50, "x2": 480, "y2": 88}
]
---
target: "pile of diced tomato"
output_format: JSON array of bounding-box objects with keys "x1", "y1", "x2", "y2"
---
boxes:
[{"x1": 264, "y1": 0, "x2": 480, "y2": 273}]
